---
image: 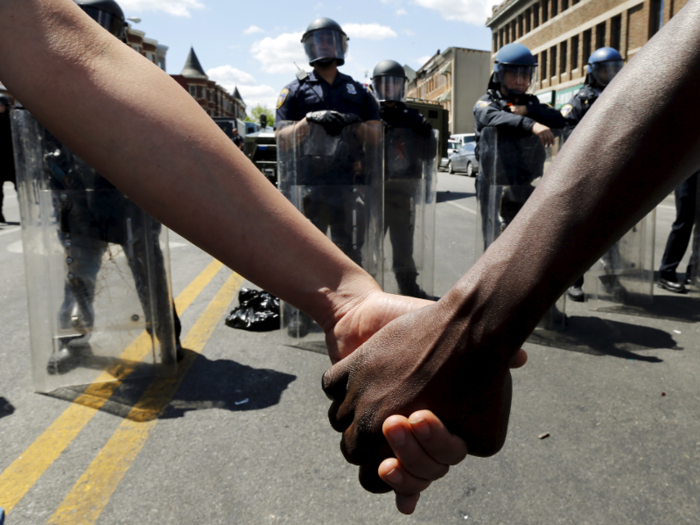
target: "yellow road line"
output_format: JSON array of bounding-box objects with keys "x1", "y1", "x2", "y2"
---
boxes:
[
  {"x1": 48, "y1": 271, "x2": 244, "y2": 525},
  {"x1": 0, "y1": 258, "x2": 224, "y2": 513}
]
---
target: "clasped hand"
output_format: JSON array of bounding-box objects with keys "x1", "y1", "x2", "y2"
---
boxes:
[{"x1": 321, "y1": 292, "x2": 527, "y2": 513}]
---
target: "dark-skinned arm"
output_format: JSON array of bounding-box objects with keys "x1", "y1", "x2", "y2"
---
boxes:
[{"x1": 323, "y1": 0, "x2": 700, "y2": 493}]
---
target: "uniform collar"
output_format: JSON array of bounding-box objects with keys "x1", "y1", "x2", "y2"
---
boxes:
[{"x1": 308, "y1": 69, "x2": 351, "y2": 86}]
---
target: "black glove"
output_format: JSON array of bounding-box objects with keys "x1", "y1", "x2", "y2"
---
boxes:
[{"x1": 306, "y1": 110, "x2": 362, "y2": 136}]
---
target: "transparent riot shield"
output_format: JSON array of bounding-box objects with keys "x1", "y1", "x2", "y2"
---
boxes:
[
  {"x1": 382, "y1": 127, "x2": 437, "y2": 298},
  {"x1": 583, "y1": 210, "x2": 656, "y2": 311},
  {"x1": 276, "y1": 120, "x2": 383, "y2": 349},
  {"x1": 11, "y1": 109, "x2": 176, "y2": 393},
  {"x1": 475, "y1": 126, "x2": 566, "y2": 330}
]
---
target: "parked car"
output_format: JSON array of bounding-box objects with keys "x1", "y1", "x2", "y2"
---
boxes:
[
  {"x1": 447, "y1": 141, "x2": 479, "y2": 177},
  {"x1": 440, "y1": 139, "x2": 461, "y2": 171},
  {"x1": 449, "y1": 133, "x2": 476, "y2": 146}
]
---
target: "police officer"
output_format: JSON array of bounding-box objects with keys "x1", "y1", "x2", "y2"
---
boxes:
[
  {"x1": 275, "y1": 18, "x2": 381, "y2": 336},
  {"x1": 474, "y1": 43, "x2": 566, "y2": 242},
  {"x1": 560, "y1": 47, "x2": 624, "y2": 126},
  {"x1": 46, "y1": 0, "x2": 183, "y2": 373},
  {"x1": 275, "y1": 17, "x2": 379, "y2": 132},
  {"x1": 372, "y1": 59, "x2": 433, "y2": 298},
  {"x1": 561, "y1": 47, "x2": 625, "y2": 301}
]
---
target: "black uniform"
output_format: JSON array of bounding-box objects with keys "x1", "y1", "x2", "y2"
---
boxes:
[
  {"x1": 474, "y1": 89, "x2": 565, "y2": 240},
  {"x1": 276, "y1": 70, "x2": 379, "y2": 266},
  {"x1": 276, "y1": 70, "x2": 379, "y2": 123},
  {"x1": 41, "y1": 126, "x2": 182, "y2": 371},
  {"x1": 659, "y1": 171, "x2": 699, "y2": 284},
  {"x1": 380, "y1": 102, "x2": 434, "y2": 297},
  {"x1": 559, "y1": 84, "x2": 601, "y2": 126}
]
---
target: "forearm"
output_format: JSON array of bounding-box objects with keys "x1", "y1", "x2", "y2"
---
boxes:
[
  {"x1": 0, "y1": 0, "x2": 378, "y2": 326},
  {"x1": 445, "y1": 1, "x2": 700, "y2": 362}
]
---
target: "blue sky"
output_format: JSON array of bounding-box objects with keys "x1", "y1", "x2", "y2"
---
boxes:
[{"x1": 119, "y1": 0, "x2": 498, "y2": 111}]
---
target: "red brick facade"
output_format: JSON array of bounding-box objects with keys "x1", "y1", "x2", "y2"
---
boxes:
[{"x1": 487, "y1": 0, "x2": 691, "y2": 99}]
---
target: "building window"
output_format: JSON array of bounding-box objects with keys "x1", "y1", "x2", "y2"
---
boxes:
[
  {"x1": 534, "y1": 4, "x2": 540, "y2": 27},
  {"x1": 571, "y1": 34, "x2": 579, "y2": 71},
  {"x1": 649, "y1": 0, "x2": 664, "y2": 36},
  {"x1": 549, "y1": 45, "x2": 557, "y2": 80},
  {"x1": 525, "y1": 9, "x2": 532, "y2": 33},
  {"x1": 541, "y1": 52, "x2": 548, "y2": 86},
  {"x1": 560, "y1": 40, "x2": 568, "y2": 76},
  {"x1": 595, "y1": 22, "x2": 605, "y2": 50},
  {"x1": 562, "y1": 0, "x2": 569, "y2": 11},
  {"x1": 518, "y1": 15, "x2": 523, "y2": 38},
  {"x1": 583, "y1": 29, "x2": 592, "y2": 64},
  {"x1": 551, "y1": 0, "x2": 558, "y2": 18},
  {"x1": 611, "y1": 14, "x2": 622, "y2": 51},
  {"x1": 542, "y1": 0, "x2": 549, "y2": 22}
]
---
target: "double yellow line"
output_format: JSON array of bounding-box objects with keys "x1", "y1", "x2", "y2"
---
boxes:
[{"x1": 0, "y1": 259, "x2": 244, "y2": 524}]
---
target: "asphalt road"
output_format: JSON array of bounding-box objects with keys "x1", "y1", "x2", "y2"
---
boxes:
[{"x1": 0, "y1": 176, "x2": 698, "y2": 524}]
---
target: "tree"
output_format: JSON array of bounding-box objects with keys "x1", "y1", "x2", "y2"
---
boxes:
[{"x1": 245, "y1": 104, "x2": 275, "y2": 127}]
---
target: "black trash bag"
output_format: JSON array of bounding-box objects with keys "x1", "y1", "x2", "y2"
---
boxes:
[{"x1": 225, "y1": 288, "x2": 280, "y2": 332}]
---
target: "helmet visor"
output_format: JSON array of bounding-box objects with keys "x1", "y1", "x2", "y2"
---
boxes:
[
  {"x1": 82, "y1": 6, "x2": 126, "y2": 40},
  {"x1": 497, "y1": 65, "x2": 537, "y2": 95},
  {"x1": 590, "y1": 60, "x2": 624, "y2": 86},
  {"x1": 372, "y1": 76, "x2": 405, "y2": 102},
  {"x1": 303, "y1": 29, "x2": 347, "y2": 64}
]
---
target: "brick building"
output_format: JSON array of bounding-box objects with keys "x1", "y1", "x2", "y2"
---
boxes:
[
  {"x1": 486, "y1": 0, "x2": 691, "y2": 107},
  {"x1": 405, "y1": 47, "x2": 491, "y2": 135},
  {"x1": 126, "y1": 28, "x2": 168, "y2": 70},
  {"x1": 170, "y1": 48, "x2": 246, "y2": 120}
]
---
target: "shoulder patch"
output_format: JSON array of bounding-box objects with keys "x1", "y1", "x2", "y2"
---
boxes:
[
  {"x1": 276, "y1": 88, "x2": 290, "y2": 110},
  {"x1": 560, "y1": 104, "x2": 573, "y2": 116},
  {"x1": 475, "y1": 100, "x2": 491, "y2": 109},
  {"x1": 346, "y1": 83, "x2": 357, "y2": 95}
]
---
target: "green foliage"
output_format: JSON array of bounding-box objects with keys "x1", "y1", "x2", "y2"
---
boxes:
[{"x1": 245, "y1": 104, "x2": 275, "y2": 126}]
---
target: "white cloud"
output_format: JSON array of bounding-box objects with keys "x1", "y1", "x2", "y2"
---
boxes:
[
  {"x1": 415, "y1": 55, "x2": 433, "y2": 66},
  {"x1": 343, "y1": 23, "x2": 397, "y2": 40},
  {"x1": 206, "y1": 65, "x2": 257, "y2": 87},
  {"x1": 413, "y1": 0, "x2": 493, "y2": 25},
  {"x1": 402, "y1": 29, "x2": 416, "y2": 36},
  {"x1": 251, "y1": 32, "x2": 307, "y2": 75},
  {"x1": 244, "y1": 25, "x2": 264, "y2": 35},
  {"x1": 119, "y1": 0, "x2": 205, "y2": 17},
  {"x1": 237, "y1": 85, "x2": 279, "y2": 110},
  {"x1": 397, "y1": 8, "x2": 408, "y2": 15},
  {"x1": 206, "y1": 65, "x2": 278, "y2": 109}
]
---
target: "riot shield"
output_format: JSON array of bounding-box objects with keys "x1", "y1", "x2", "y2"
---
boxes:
[
  {"x1": 583, "y1": 210, "x2": 655, "y2": 310},
  {"x1": 382, "y1": 127, "x2": 437, "y2": 298},
  {"x1": 475, "y1": 126, "x2": 566, "y2": 330},
  {"x1": 276, "y1": 120, "x2": 383, "y2": 348},
  {"x1": 11, "y1": 109, "x2": 176, "y2": 393}
]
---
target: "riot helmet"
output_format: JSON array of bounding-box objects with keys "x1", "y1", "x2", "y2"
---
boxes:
[
  {"x1": 74, "y1": 0, "x2": 127, "y2": 42},
  {"x1": 301, "y1": 18, "x2": 348, "y2": 66},
  {"x1": 260, "y1": 113, "x2": 268, "y2": 129},
  {"x1": 586, "y1": 47, "x2": 624, "y2": 87},
  {"x1": 371, "y1": 60, "x2": 406, "y2": 102},
  {"x1": 491, "y1": 43, "x2": 538, "y2": 96}
]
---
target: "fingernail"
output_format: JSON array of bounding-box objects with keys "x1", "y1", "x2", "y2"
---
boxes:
[
  {"x1": 386, "y1": 467, "x2": 403, "y2": 484},
  {"x1": 409, "y1": 418, "x2": 431, "y2": 439},
  {"x1": 387, "y1": 424, "x2": 407, "y2": 446}
]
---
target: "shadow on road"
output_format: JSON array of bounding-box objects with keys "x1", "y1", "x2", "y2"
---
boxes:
[
  {"x1": 436, "y1": 190, "x2": 475, "y2": 203},
  {"x1": 0, "y1": 397, "x2": 15, "y2": 419},
  {"x1": 591, "y1": 293, "x2": 700, "y2": 324},
  {"x1": 528, "y1": 316, "x2": 680, "y2": 362},
  {"x1": 46, "y1": 350, "x2": 296, "y2": 420}
]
